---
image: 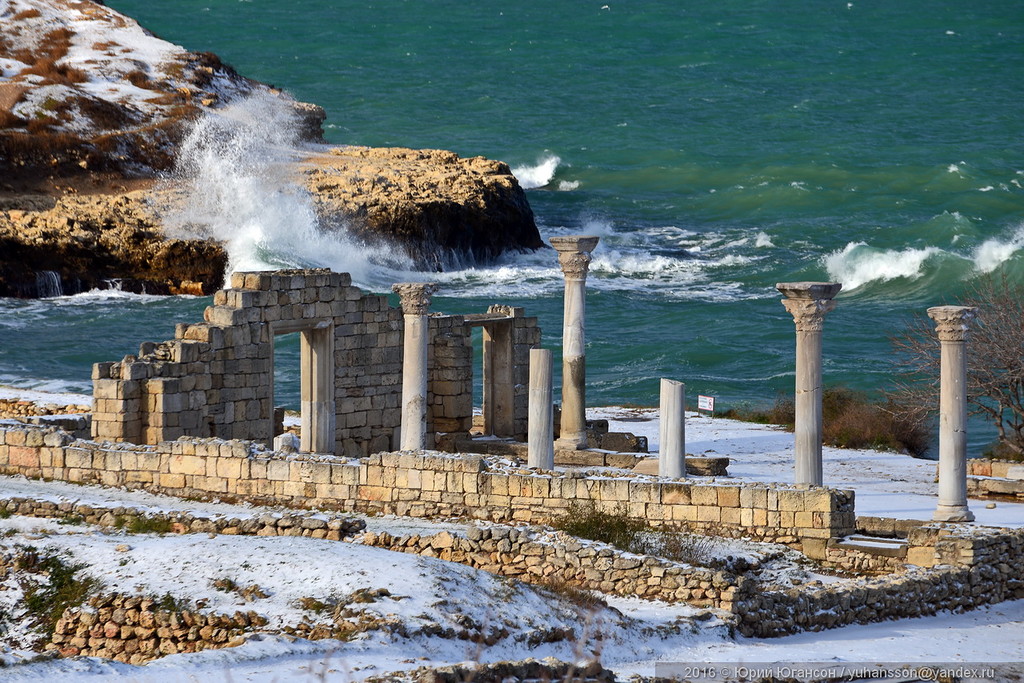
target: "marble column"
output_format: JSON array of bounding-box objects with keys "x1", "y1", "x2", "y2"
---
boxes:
[
  {"x1": 777, "y1": 282, "x2": 842, "y2": 486},
  {"x1": 659, "y1": 379, "x2": 686, "y2": 478},
  {"x1": 393, "y1": 282, "x2": 439, "y2": 451},
  {"x1": 528, "y1": 348, "x2": 555, "y2": 469},
  {"x1": 550, "y1": 235, "x2": 600, "y2": 450},
  {"x1": 928, "y1": 305, "x2": 977, "y2": 523}
]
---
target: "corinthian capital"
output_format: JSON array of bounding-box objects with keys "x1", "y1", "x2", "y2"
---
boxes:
[
  {"x1": 927, "y1": 305, "x2": 977, "y2": 342},
  {"x1": 550, "y1": 235, "x2": 600, "y2": 279},
  {"x1": 781, "y1": 298, "x2": 838, "y2": 332},
  {"x1": 392, "y1": 282, "x2": 439, "y2": 316},
  {"x1": 777, "y1": 282, "x2": 841, "y2": 332}
]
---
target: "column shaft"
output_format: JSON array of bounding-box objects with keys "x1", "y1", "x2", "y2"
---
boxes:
[
  {"x1": 659, "y1": 379, "x2": 686, "y2": 478},
  {"x1": 393, "y1": 283, "x2": 438, "y2": 451},
  {"x1": 400, "y1": 312, "x2": 429, "y2": 450},
  {"x1": 929, "y1": 305, "x2": 976, "y2": 522},
  {"x1": 528, "y1": 348, "x2": 555, "y2": 469},
  {"x1": 559, "y1": 277, "x2": 588, "y2": 447},
  {"x1": 550, "y1": 235, "x2": 599, "y2": 450},
  {"x1": 777, "y1": 282, "x2": 841, "y2": 487},
  {"x1": 794, "y1": 328, "x2": 824, "y2": 486}
]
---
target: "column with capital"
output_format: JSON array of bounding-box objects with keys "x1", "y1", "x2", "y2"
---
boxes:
[
  {"x1": 393, "y1": 282, "x2": 439, "y2": 451},
  {"x1": 777, "y1": 282, "x2": 842, "y2": 486},
  {"x1": 550, "y1": 235, "x2": 600, "y2": 450},
  {"x1": 928, "y1": 305, "x2": 977, "y2": 522}
]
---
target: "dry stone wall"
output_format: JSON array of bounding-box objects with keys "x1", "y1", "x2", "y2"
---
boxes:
[
  {"x1": 49, "y1": 594, "x2": 261, "y2": 663},
  {"x1": 0, "y1": 497, "x2": 366, "y2": 539},
  {"x1": 739, "y1": 524, "x2": 1024, "y2": 637},
  {"x1": 358, "y1": 525, "x2": 746, "y2": 610}
]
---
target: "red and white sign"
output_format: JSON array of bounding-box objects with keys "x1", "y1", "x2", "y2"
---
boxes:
[{"x1": 697, "y1": 395, "x2": 715, "y2": 412}]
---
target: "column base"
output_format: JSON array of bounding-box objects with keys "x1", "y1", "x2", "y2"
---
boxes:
[
  {"x1": 933, "y1": 505, "x2": 975, "y2": 523},
  {"x1": 555, "y1": 436, "x2": 587, "y2": 451}
]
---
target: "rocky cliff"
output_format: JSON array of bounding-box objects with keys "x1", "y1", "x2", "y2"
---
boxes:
[{"x1": 0, "y1": 0, "x2": 541, "y2": 297}]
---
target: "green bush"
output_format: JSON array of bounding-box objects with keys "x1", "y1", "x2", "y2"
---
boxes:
[{"x1": 17, "y1": 548, "x2": 100, "y2": 639}]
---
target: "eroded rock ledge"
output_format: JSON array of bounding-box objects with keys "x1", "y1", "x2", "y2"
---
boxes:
[{"x1": 303, "y1": 146, "x2": 542, "y2": 269}]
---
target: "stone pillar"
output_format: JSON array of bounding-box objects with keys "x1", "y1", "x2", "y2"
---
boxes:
[
  {"x1": 528, "y1": 348, "x2": 555, "y2": 469},
  {"x1": 777, "y1": 282, "x2": 842, "y2": 486},
  {"x1": 928, "y1": 305, "x2": 977, "y2": 522},
  {"x1": 550, "y1": 235, "x2": 600, "y2": 450},
  {"x1": 659, "y1": 379, "x2": 686, "y2": 478},
  {"x1": 393, "y1": 282, "x2": 439, "y2": 451}
]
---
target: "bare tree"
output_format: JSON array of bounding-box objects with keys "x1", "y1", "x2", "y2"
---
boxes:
[{"x1": 890, "y1": 275, "x2": 1024, "y2": 457}]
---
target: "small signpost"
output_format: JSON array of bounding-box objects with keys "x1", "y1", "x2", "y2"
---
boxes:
[{"x1": 697, "y1": 394, "x2": 715, "y2": 417}]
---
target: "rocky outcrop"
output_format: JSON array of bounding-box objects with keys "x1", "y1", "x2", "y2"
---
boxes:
[
  {"x1": 303, "y1": 146, "x2": 542, "y2": 268},
  {"x1": 0, "y1": 191, "x2": 227, "y2": 297},
  {"x1": 0, "y1": 1, "x2": 541, "y2": 296}
]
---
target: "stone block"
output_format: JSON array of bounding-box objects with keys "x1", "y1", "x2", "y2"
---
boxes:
[
  {"x1": 599, "y1": 478, "x2": 630, "y2": 502},
  {"x1": 739, "y1": 486, "x2": 768, "y2": 509},
  {"x1": 267, "y1": 460, "x2": 291, "y2": 481},
  {"x1": 720, "y1": 506, "x2": 742, "y2": 526},
  {"x1": 661, "y1": 483, "x2": 690, "y2": 505},
  {"x1": 779, "y1": 488, "x2": 805, "y2": 512},
  {"x1": 696, "y1": 506, "x2": 721, "y2": 523},
  {"x1": 159, "y1": 473, "x2": 186, "y2": 488},
  {"x1": 690, "y1": 486, "x2": 719, "y2": 506},
  {"x1": 906, "y1": 547, "x2": 937, "y2": 568},
  {"x1": 168, "y1": 455, "x2": 206, "y2": 476},
  {"x1": 716, "y1": 486, "x2": 740, "y2": 508},
  {"x1": 65, "y1": 448, "x2": 93, "y2": 469},
  {"x1": 671, "y1": 505, "x2": 697, "y2": 522},
  {"x1": 216, "y1": 458, "x2": 242, "y2": 480}
]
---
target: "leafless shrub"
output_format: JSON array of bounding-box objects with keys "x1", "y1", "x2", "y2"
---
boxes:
[{"x1": 889, "y1": 275, "x2": 1024, "y2": 459}]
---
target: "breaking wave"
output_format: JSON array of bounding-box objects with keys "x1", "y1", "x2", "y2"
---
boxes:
[
  {"x1": 167, "y1": 92, "x2": 410, "y2": 289},
  {"x1": 511, "y1": 153, "x2": 561, "y2": 189},
  {"x1": 824, "y1": 224, "x2": 1024, "y2": 291}
]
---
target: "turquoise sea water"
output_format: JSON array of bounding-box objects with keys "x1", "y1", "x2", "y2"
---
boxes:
[{"x1": 3, "y1": 1, "x2": 1023, "y2": 452}]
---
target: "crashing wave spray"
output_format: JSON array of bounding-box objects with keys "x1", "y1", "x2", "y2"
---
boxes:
[
  {"x1": 167, "y1": 92, "x2": 409, "y2": 287},
  {"x1": 512, "y1": 153, "x2": 561, "y2": 189}
]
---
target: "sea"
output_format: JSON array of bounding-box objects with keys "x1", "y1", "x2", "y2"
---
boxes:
[{"x1": 2, "y1": 0, "x2": 1022, "y2": 453}]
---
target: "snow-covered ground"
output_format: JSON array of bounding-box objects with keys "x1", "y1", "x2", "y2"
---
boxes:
[
  {"x1": 1, "y1": 0, "x2": 264, "y2": 135},
  {"x1": 0, "y1": 390, "x2": 1022, "y2": 680}
]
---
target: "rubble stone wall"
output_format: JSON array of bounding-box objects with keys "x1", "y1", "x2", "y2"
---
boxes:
[{"x1": 358, "y1": 526, "x2": 746, "y2": 610}]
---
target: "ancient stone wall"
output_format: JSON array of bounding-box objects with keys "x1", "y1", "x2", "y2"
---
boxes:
[
  {"x1": 358, "y1": 526, "x2": 746, "y2": 610},
  {"x1": 427, "y1": 314, "x2": 473, "y2": 435},
  {"x1": 49, "y1": 595, "x2": 260, "y2": 663},
  {"x1": 2, "y1": 429, "x2": 1021, "y2": 640},
  {"x1": 0, "y1": 424, "x2": 855, "y2": 549},
  {"x1": 89, "y1": 269, "x2": 539, "y2": 457},
  {"x1": 0, "y1": 497, "x2": 366, "y2": 539}
]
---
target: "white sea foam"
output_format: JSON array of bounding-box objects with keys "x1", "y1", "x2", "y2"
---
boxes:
[
  {"x1": 167, "y1": 93, "x2": 409, "y2": 289},
  {"x1": 973, "y1": 226, "x2": 1024, "y2": 274},
  {"x1": 557, "y1": 180, "x2": 580, "y2": 191},
  {"x1": 823, "y1": 242, "x2": 942, "y2": 290},
  {"x1": 754, "y1": 232, "x2": 774, "y2": 247},
  {"x1": 511, "y1": 153, "x2": 561, "y2": 189}
]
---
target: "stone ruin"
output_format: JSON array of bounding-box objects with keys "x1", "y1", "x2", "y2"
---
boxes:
[
  {"x1": 4, "y1": 237, "x2": 1024, "y2": 655},
  {"x1": 90, "y1": 269, "x2": 540, "y2": 457}
]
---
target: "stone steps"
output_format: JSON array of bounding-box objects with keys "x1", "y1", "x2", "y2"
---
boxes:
[{"x1": 834, "y1": 534, "x2": 909, "y2": 558}]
